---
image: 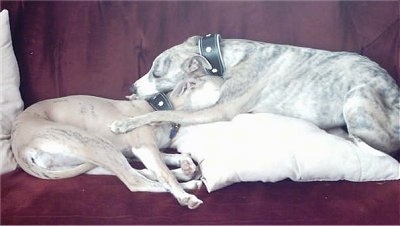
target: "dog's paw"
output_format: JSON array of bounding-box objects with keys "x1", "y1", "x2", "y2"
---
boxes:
[
  {"x1": 180, "y1": 154, "x2": 197, "y2": 177},
  {"x1": 187, "y1": 195, "x2": 203, "y2": 209},
  {"x1": 178, "y1": 194, "x2": 203, "y2": 210},
  {"x1": 110, "y1": 120, "x2": 130, "y2": 134}
]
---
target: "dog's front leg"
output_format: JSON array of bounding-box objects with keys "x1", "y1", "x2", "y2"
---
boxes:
[
  {"x1": 110, "y1": 74, "x2": 264, "y2": 134},
  {"x1": 110, "y1": 108, "x2": 225, "y2": 134},
  {"x1": 110, "y1": 94, "x2": 254, "y2": 134}
]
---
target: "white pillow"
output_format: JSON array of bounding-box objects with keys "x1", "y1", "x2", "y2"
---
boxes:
[
  {"x1": 173, "y1": 113, "x2": 400, "y2": 192},
  {"x1": 0, "y1": 9, "x2": 24, "y2": 174}
]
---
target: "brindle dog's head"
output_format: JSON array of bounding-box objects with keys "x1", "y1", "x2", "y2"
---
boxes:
[{"x1": 131, "y1": 36, "x2": 212, "y2": 99}]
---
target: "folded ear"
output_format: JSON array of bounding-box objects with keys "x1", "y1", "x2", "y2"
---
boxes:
[
  {"x1": 182, "y1": 55, "x2": 212, "y2": 73},
  {"x1": 184, "y1": 36, "x2": 201, "y2": 46}
]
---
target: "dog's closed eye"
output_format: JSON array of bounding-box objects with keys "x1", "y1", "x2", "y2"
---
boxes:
[
  {"x1": 152, "y1": 71, "x2": 163, "y2": 78},
  {"x1": 152, "y1": 58, "x2": 171, "y2": 78}
]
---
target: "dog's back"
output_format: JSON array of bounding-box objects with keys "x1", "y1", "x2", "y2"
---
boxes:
[{"x1": 12, "y1": 96, "x2": 154, "y2": 152}]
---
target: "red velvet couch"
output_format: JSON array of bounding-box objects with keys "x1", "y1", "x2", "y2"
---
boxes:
[{"x1": 1, "y1": 1, "x2": 399, "y2": 224}]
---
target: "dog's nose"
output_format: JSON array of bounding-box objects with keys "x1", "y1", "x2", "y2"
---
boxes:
[{"x1": 129, "y1": 84, "x2": 137, "y2": 94}]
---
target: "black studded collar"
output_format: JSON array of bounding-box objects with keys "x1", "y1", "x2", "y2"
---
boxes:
[{"x1": 198, "y1": 34, "x2": 225, "y2": 76}]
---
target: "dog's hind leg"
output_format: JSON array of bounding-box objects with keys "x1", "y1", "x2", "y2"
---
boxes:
[{"x1": 343, "y1": 85, "x2": 400, "y2": 154}]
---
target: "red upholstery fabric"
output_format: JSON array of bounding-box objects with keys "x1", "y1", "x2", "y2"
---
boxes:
[
  {"x1": 2, "y1": 168, "x2": 399, "y2": 225},
  {"x1": 1, "y1": 1, "x2": 399, "y2": 224}
]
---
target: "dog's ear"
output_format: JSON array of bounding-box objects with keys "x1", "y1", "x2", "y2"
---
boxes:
[
  {"x1": 184, "y1": 36, "x2": 201, "y2": 46},
  {"x1": 183, "y1": 55, "x2": 212, "y2": 73}
]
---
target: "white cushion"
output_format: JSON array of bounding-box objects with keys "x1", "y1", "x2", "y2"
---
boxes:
[
  {"x1": 0, "y1": 9, "x2": 24, "y2": 174},
  {"x1": 173, "y1": 113, "x2": 399, "y2": 192}
]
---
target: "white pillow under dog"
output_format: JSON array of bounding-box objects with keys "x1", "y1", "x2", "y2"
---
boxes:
[
  {"x1": 172, "y1": 113, "x2": 400, "y2": 192},
  {"x1": 0, "y1": 10, "x2": 24, "y2": 174}
]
